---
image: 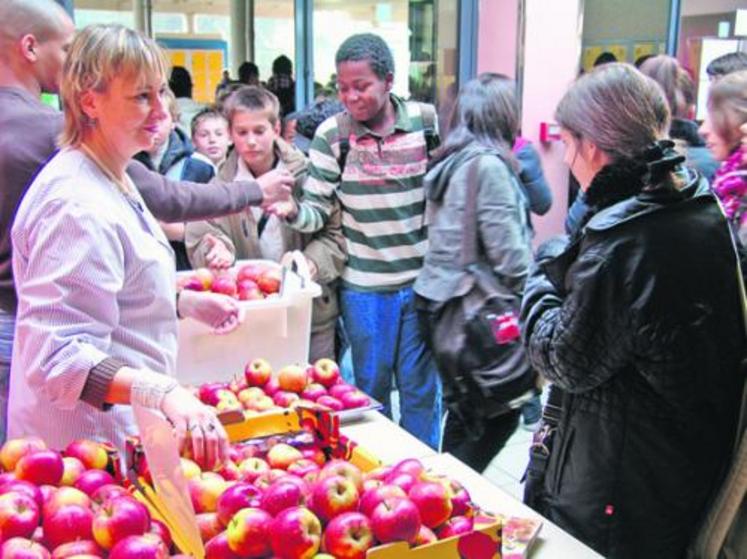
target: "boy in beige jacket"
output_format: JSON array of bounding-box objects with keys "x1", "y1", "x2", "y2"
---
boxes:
[{"x1": 186, "y1": 87, "x2": 345, "y2": 361}]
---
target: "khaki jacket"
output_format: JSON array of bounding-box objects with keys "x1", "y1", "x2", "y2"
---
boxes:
[{"x1": 185, "y1": 140, "x2": 346, "y2": 333}]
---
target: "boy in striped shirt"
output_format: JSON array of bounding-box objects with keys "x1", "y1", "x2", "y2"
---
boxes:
[{"x1": 278, "y1": 33, "x2": 442, "y2": 448}]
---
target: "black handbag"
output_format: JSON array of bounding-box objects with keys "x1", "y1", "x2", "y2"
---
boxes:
[{"x1": 428, "y1": 159, "x2": 537, "y2": 437}]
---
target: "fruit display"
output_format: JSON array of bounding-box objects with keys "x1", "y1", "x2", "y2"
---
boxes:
[
  {"x1": 177, "y1": 263, "x2": 283, "y2": 301},
  {"x1": 128, "y1": 408, "x2": 506, "y2": 559},
  {"x1": 194, "y1": 358, "x2": 375, "y2": 417},
  {"x1": 0, "y1": 437, "x2": 177, "y2": 558}
]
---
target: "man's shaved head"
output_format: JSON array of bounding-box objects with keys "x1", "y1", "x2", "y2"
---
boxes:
[{"x1": 0, "y1": 0, "x2": 71, "y2": 46}]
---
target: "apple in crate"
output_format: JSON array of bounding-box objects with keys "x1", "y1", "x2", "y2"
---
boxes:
[
  {"x1": 60, "y1": 457, "x2": 86, "y2": 486},
  {"x1": 211, "y1": 275, "x2": 237, "y2": 297},
  {"x1": 322, "y1": 512, "x2": 374, "y2": 559},
  {"x1": 194, "y1": 268, "x2": 214, "y2": 290},
  {"x1": 286, "y1": 459, "x2": 320, "y2": 481},
  {"x1": 109, "y1": 534, "x2": 169, "y2": 559},
  {"x1": 238, "y1": 457, "x2": 270, "y2": 483},
  {"x1": 311, "y1": 358, "x2": 341, "y2": 388},
  {"x1": 408, "y1": 481, "x2": 453, "y2": 529},
  {"x1": 50, "y1": 539, "x2": 103, "y2": 558},
  {"x1": 64, "y1": 439, "x2": 109, "y2": 471},
  {"x1": 216, "y1": 482, "x2": 262, "y2": 527},
  {"x1": 197, "y1": 512, "x2": 223, "y2": 542},
  {"x1": 90, "y1": 484, "x2": 130, "y2": 507},
  {"x1": 328, "y1": 383, "x2": 357, "y2": 401},
  {"x1": 392, "y1": 457, "x2": 426, "y2": 479},
  {"x1": 226, "y1": 507, "x2": 273, "y2": 557},
  {"x1": 188, "y1": 473, "x2": 228, "y2": 514},
  {"x1": 74, "y1": 469, "x2": 115, "y2": 497},
  {"x1": 273, "y1": 390, "x2": 300, "y2": 407},
  {"x1": 266, "y1": 443, "x2": 303, "y2": 470},
  {"x1": 260, "y1": 479, "x2": 307, "y2": 516},
  {"x1": 0, "y1": 491, "x2": 40, "y2": 539},
  {"x1": 15, "y1": 449, "x2": 64, "y2": 486},
  {"x1": 149, "y1": 518, "x2": 172, "y2": 551},
  {"x1": 0, "y1": 537, "x2": 50, "y2": 559},
  {"x1": 359, "y1": 484, "x2": 406, "y2": 517},
  {"x1": 43, "y1": 503, "x2": 95, "y2": 549},
  {"x1": 257, "y1": 268, "x2": 282, "y2": 295},
  {"x1": 0, "y1": 437, "x2": 47, "y2": 472},
  {"x1": 43, "y1": 487, "x2": 91, "y2": 517},
  {"x1": 318, "y1": 460, "x2": 363, "y2": 492},
  {"x1": 0, "y1": 480, "x2": 43, "y2": 510},
  {"x1": 370, "y1": 496, "x2": 421, "y2": 544},
  {"x1": 316, "y1": 395, "x2": 343, "y2": 411},
  {"x1": 340, "y1": 390, "x2": 370, "y2": 410},
  {"x1": 92, "y1": 496, "x2": 151, "y2": 550},
  {"x1": 436, "y1": 515, "x2": 474, "y2": 539},
  {"x1": 269, "y1": 507, "x2": 321, "y2": 559},
  {"x1": 414, "y1": 525, "x2": 438, "y2": 546},
  {"x1": 244, "y1": 358, "x2": 272, "y2": 387},
  {"x1": 237, "y1": 279, "x2": 263, "y2": 301},
  {"x1": 300, "y1": 383, "x2": 326, "y2": 402},
  {"x1": 237, "y1": 263, "x2": 265, "y2": 283},
  {"x1": 309, "y1": 475, "x2": 359, "y2": 524},
  {"x1": 278, "y1": 364, "x2": 308, "y2": 393},
  {"x1": 198, "y1": 383, "x2": 229, "y2": 406},
  {"x1": 205, "y1": 532, "x2": 238, "y2": 559}
]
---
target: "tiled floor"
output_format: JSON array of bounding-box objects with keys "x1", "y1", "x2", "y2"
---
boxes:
[{"x1": 482, "y1": 422, "x2": 533, "y2": 501}]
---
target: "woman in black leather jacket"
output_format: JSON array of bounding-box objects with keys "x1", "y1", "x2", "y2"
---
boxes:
[{"x1": 521, "y1": 63, "x2": 745, "y2": 559}]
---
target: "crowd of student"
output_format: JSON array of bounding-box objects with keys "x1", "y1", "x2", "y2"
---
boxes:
[{"x1": 0, "y1": 0, "x2": 746, "y2": 557}]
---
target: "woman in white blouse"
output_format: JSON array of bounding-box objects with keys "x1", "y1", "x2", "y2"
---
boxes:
[{"x1": 8, "y1": 24, "x2": 237, "y2": 468}]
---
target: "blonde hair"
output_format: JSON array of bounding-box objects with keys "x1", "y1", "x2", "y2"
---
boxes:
[
  {"x1": 164, "y1": 88, "x2": 180, "y2": 123},
  {"x1": 59, "y1": 24, "x2": 169, "y2": 148},
  {"x1": 707, "y1": 70, "x2": 747, "y2": 148}
]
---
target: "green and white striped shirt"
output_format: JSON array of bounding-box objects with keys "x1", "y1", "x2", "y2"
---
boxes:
[{"x1": 292, "y1": 95, "x2": 438, "y2": 291}]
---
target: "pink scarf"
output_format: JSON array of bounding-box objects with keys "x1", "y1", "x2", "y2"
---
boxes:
[{"x1": 712, "y1": 149, "x2": 747, "y2": 228}]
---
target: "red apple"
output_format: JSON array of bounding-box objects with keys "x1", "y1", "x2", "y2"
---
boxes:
[
  {"x1": 261, "y1": 479, "x2": 307, "y2": 517},
  {"x1": 215, "y1": 392, "x2": 241, "y2": 412},
  {"x1": 60, "y1": 457, "x2": 86, "y2": 487},
  {"x1": 340, "y1": 390, "x2": 370, "y2": 410},
  {"x1": 43, "y1": 486, "x2": 91, "y2": 517},
  {"x1": 43, "y1": 503, "x2": 94, "y2": 549},
  {"x1": 1, "y1": 537, "x2": 50, "y2": 559},
  {"x1": 270, "y1": 507, "x2": 321, "y2": 559},
  {"x1": 408, "y1": 481, "x2": 453, "y2": 529},
  {"x1": 188, "y1": 473, "x2": 228, "y2": 514},
  {"x1": 0, "y1": 480, "x2": 43, "y2": 510},
  {"x1": 263, "y1": 377, "x2": 280, "y2": 396},
  {"x1": 257, "y1": 269, "x2": 282, "y2": 294},
  {"x1": 205, "y1": 532, "x2": 239, "y2": 559},
  {"x1": 196, "y1": 512, "x2": 223, "y2": 542},
  {"x1": 198, "y1": 383, "x2": 229, "y2": 406},
  {"x1": 300, "y1": 447, "x2": 326, "y2": 467},
  {"x1": 50, "y1": 540, "x2": 102, "y2": 558},
  {"x1": 328, "y1": 384, "x2": 356, "y2": 401},
  {"x1": 237, "y1": 279, "x2": 263, "y2": 301},
  {"x1": 0, "y1": 437, "x2": 46, "y2": 472},
  {"x1": 385, "y1": 471, "x2": 418, "y2": 494},
  {"x1": 215, "y1": 460, "x2": 241, "y2": 482},
  {"x1": 244, "y1": 358, "x2": 272, "y2": 387},
  {"x1": 286, "y1": 459, "x2": 320, "y2": 481},
  {"x1": 315, "y1": 395, "x2": 343, "y2": 412},
  {"x1": 436, "y1": 515, "x2": 474, "y2": 539},
  {"x1": 64, "y1": 440, "x2": 109, "y2": 471},
  {"x1": 359, "y1": 484, "x2": 406, "y2": 517},
  {"x1": 237, "y1": 263, "x2": 265, "y2": 283},
  {"x1": 211, "y1": 276, "x2": 237, "y2": 297},
  {"x1": 74, "y1": 469, "x2": 115, "y2": 497},
  {"x1": 309, "y1": 475, "x2": 359, "y2": 524},
  {"x1": 318, "y1": 460, "x2": 363, "y2": 492},
  {"x1": 322, "y1": 512, "x2": 373, "y2": 559},
  {"x1": 149, "y1": 518, "x2": 172, "y2": 551},
  {"x1": 179, "y1": 458, "x2": 201, "y2": 480},
  {"x1": 273, "y1": 390, "x2": 300, "y2": 408},
  {"x1": 15, "y1": 449, "x2": 64, "y2": 486},
  {"x1": 447, "y1": 479, "x2": 475, "y2": 517},
  {"x1": 392, "y1": 458, "x2": 425, "y2": 480},
  {"x1": 0, "y1": 472, "x2": 17, "y2": 486},
  {"x1": 0, "y1": 491, "x2": 40, "y2": 539},
  {"x1": 413, "y1": 525, "x2": 438, "y2": 546},
  {"x1": 277, "y1": 365, "x2": 308, "y2": 393},
  {"x1": 311, "y1": 359, "x2": 341, "y2": 388},
  {"x1": 90, "y1": 484, "x2": 130, "y2": 507},
  {"x1": 238, "y1": 457, "x2": 270, "y2": 484},
  {"x1": 92, "y1": 496, "x2": 151, "y2": 550},
  {"x1": 253, "y1": 469, "x2": 287, "y2": 491},
  {"x1": 227, "y1": 375, "x2": 248, "y2": 394},
  {"x1": 194, "y1": 268, "x2": 214, "y2": 290},
  {"x1": 226, "y1": 507, "x2": 272, "y2": 557},
  {"x1": 216, "y1": 483, "x2": 262, "y2": 527},
  {"x1": 266, "y1": 443, "x2": 303, "y2": 470},
  {"x1": 237, "y1": 387, "x2": 265, "y2": 407},
  {"x1": 370, "y1": 497, "x2": 421, "y2": 544},
  {"x1": 300, "y1": 383, "x2": 327, "y2": 402},
  {"x1": 109, "y1": 534, "x2": 168, "y2": 559}
]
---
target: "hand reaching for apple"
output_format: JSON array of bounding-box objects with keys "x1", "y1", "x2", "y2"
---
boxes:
[
  {"x1": 266, "y1": 198, "x2": 299, "y2": 221},
  {"x1": 160, "y1": 385, "x2": 229, "y2": 470},
  {"x1": 204, "y1": 234, "x2": 234, "y2": 270},
  {"x1": 178, "y1": 290, "x2": 244, "y2": 334},
  {"x1": 257, "y1": 169, "x2": 294, "y2": 209}
]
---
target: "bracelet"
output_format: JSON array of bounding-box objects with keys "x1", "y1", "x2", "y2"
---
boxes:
[
  {"x1": 131, "y1": 373, "x2": 179, "y2": 412},
  {"x1": 175, "y1": 290, "x2": 183, "y2": 319}
]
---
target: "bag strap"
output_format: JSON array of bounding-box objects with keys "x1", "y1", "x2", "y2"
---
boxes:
[
  {"x1": 335, "y1": 112, "x2": 353, "y2": 173},
  {"x1": 418, "y1": 102, "x2": 439, "y2": 155},
  {"x1": 460, "y1": 160, "x2": 482, "y2": 268}
]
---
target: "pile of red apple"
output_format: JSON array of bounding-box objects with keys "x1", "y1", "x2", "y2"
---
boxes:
[
  {"x1": 178, "y1": 263, "x2": 282, "y2": 301},
  {"x1": 0, "y1": 437, "x2": 181, "y2": 558},
  {"x1": 195, "y1": 358, "x2": 372, "y2": 415},
  {"x1": 180, "y1": 439, "x2": 483, "y2": 559}
]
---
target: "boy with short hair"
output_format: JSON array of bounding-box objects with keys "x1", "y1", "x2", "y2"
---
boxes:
[
  {"x1": 191, "y1": 107, "x2": 231, "y2": 169},
  {"x1": 185, "y1": 86, "x2": 345, "y2": 361},
  {"x1": 277, "y1": 33, "x2": 442, "y2": 449}
]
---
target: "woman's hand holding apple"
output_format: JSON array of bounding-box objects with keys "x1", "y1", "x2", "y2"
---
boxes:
[{"x1": 178, "y1": 290, "x2": 244, "y2": 334}]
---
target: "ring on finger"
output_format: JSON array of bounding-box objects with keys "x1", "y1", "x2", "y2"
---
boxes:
[{"x1": 206, "y1": 423, "x2": 216, "y2": 432}]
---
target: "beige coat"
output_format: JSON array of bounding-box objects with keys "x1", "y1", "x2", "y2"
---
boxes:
[{"x1": 185, "y1": 140, "x2": 346, "y2": 334}]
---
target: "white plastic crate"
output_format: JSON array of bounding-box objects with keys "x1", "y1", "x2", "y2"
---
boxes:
[{"x1": 174, "y1": 252, "x2": 321, "y2": 385}]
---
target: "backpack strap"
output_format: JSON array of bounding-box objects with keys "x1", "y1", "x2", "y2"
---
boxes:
[
  {"x1": 418, "y1": 102, "x2": 440, "y2": 155},
  {"x1": 334, "y1": 112, "x2": 353, "y2": 174}
]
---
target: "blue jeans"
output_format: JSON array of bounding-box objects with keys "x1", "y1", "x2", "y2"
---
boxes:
[
  {"x1": 0, "y1": 310, "x2": 14, "y2": 445},
  {"x1": 340, "y1": 286, "x2": 442, "y2": 449}
]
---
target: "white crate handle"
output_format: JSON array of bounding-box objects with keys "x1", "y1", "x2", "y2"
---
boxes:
[{"x1": 280, "y1": 250, "x2": 312, "y2": 285}]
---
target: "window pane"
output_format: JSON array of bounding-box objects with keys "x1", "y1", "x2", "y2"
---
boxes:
[{"x1": 254, "y1": 2, "x2": 296, "y2": 115}]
